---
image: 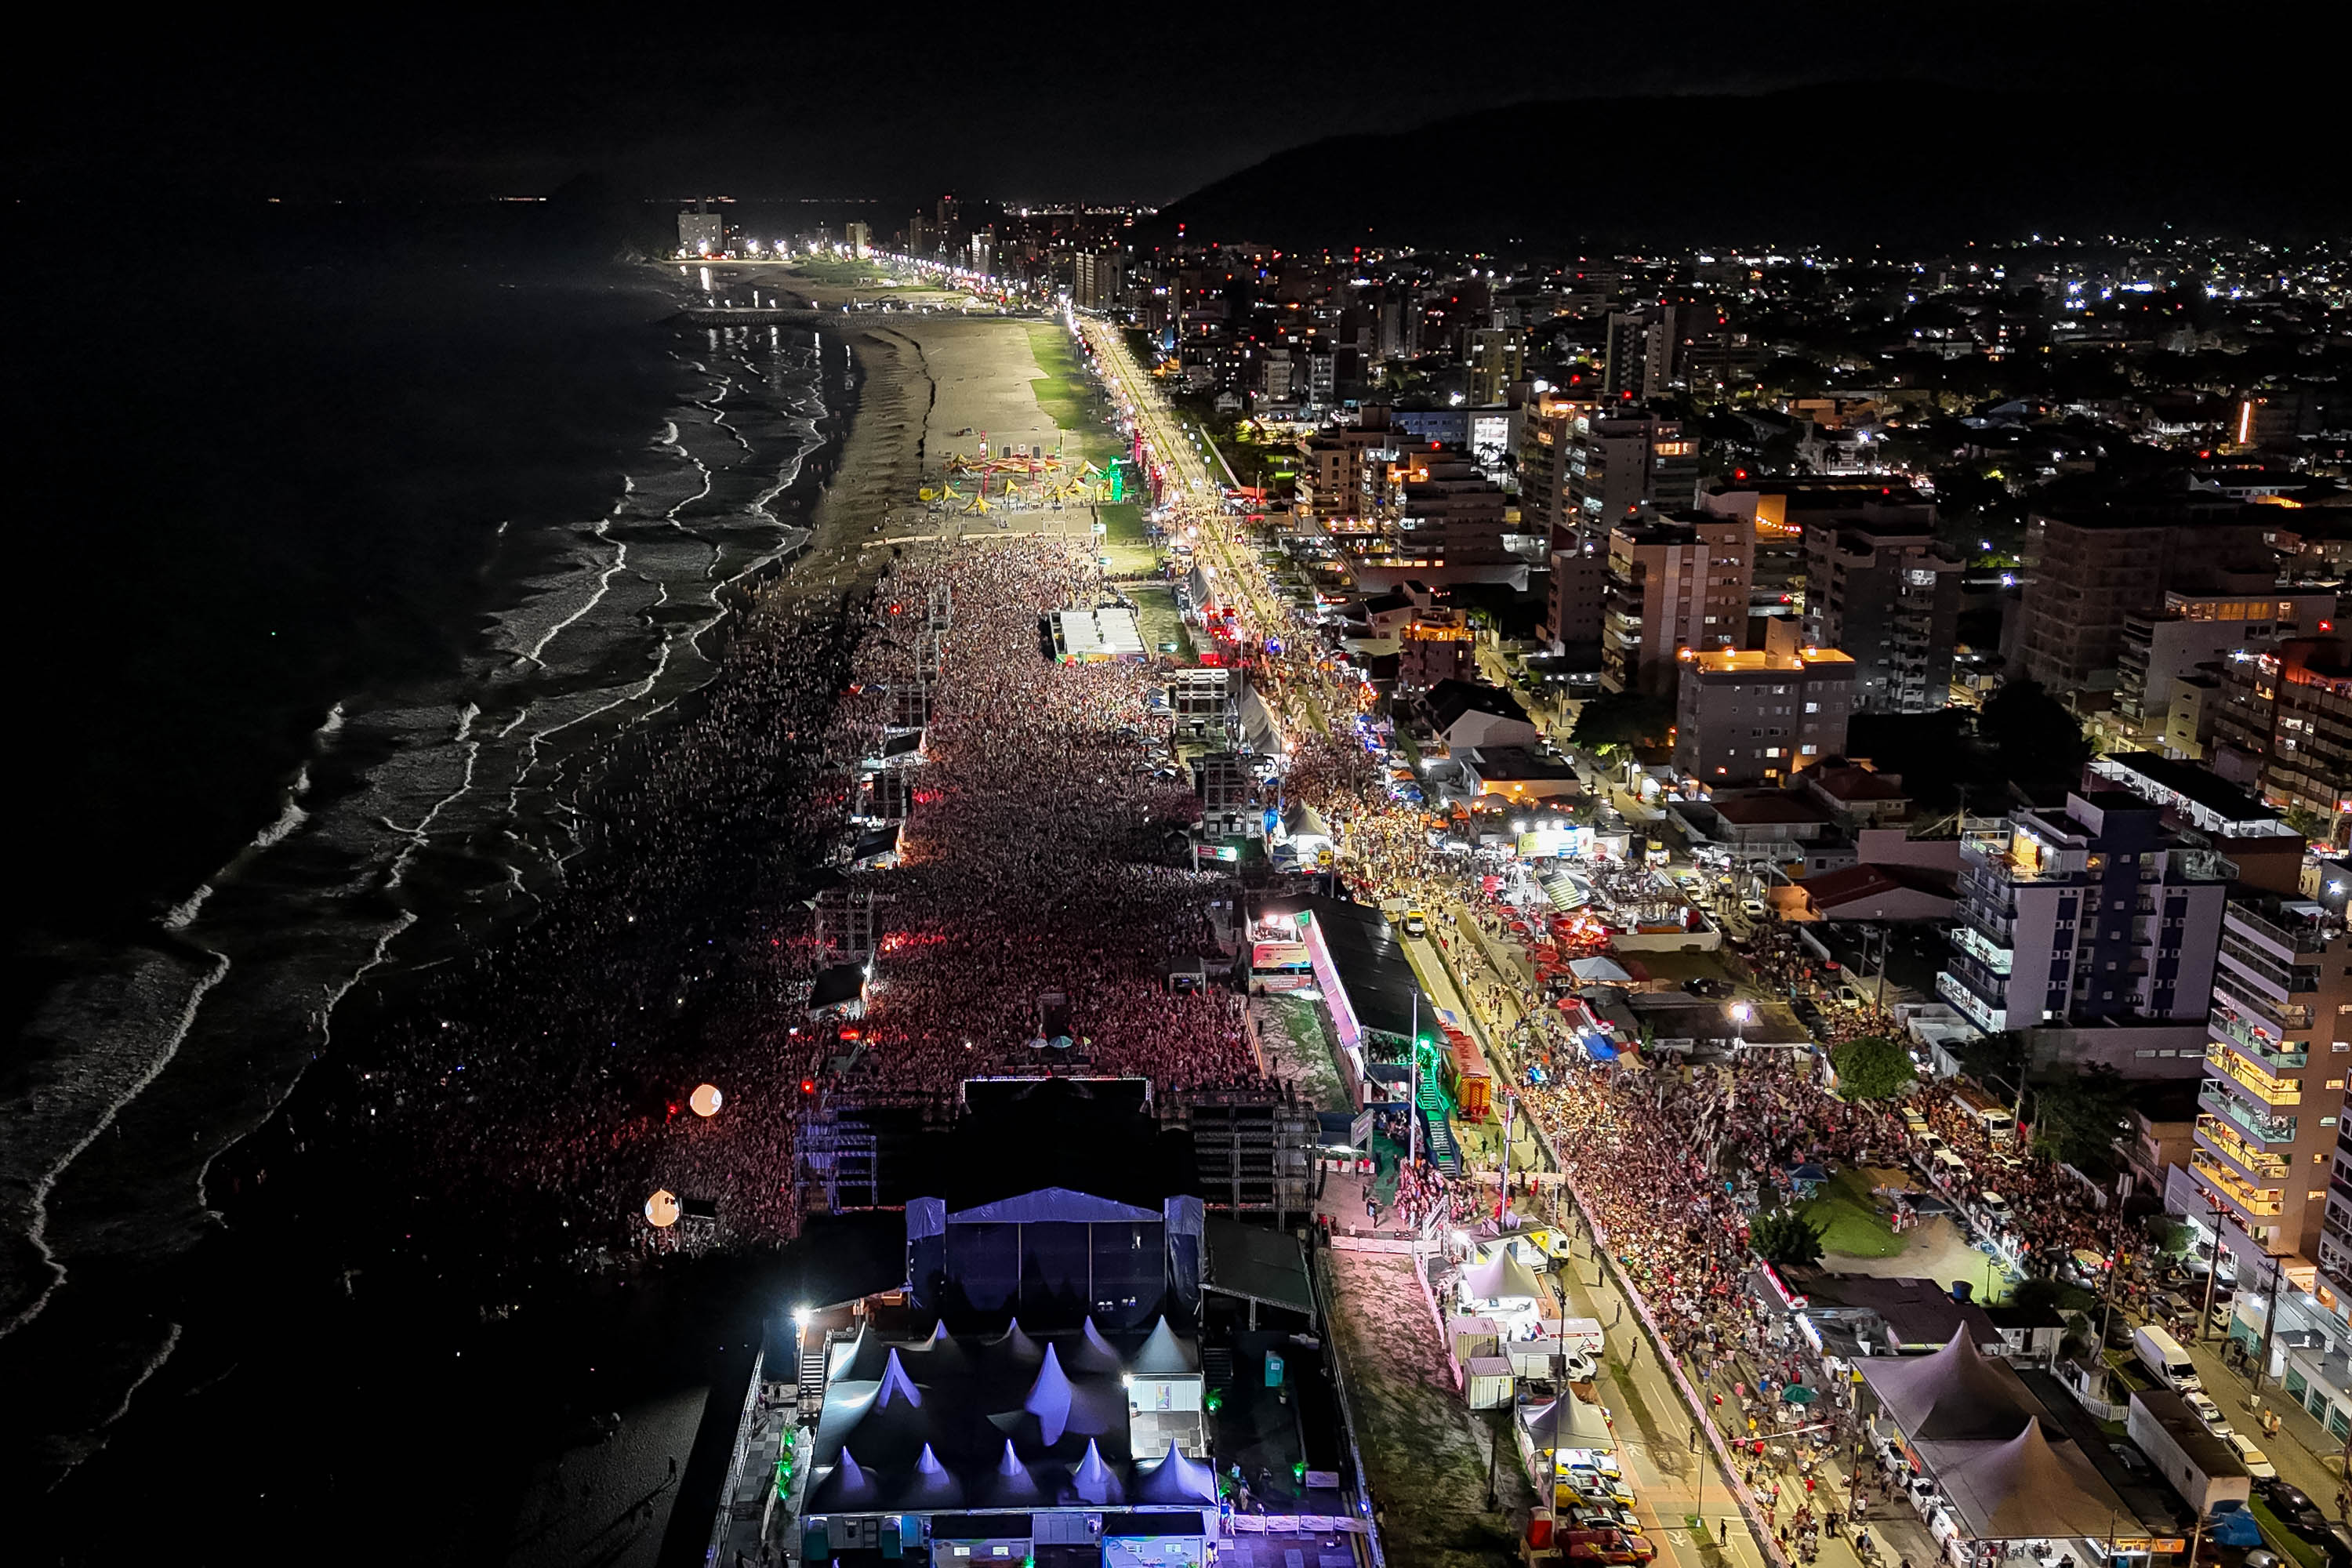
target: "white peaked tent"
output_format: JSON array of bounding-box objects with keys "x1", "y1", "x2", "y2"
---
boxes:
[
  {"x1": 902, "y1": 1442, "x2": 963, "y2": 1508},
  {"x1": 1522, "y1": 1395, "x2": 1613, "y2": 1451},
  {"x1": 1071, "y1": 1438, "x2": 1123, "y2": 1505},
  {"x1": 988, "y1": 1438, "x2": 1043, "y2": 1504},
  {"x1": 1134, "y1": 1439, "x2": 1218, "y2": 1504},
  {"x1": 1070, "y1": 1316, "x2": 1123, "y2": 1373},
  {"x1": 814, "y1": 1446, "x2": 880, "y2": 1510},
  {"x1": 1025, "y1": 1343, "x2": 1075, "y2": 1444},
  {"x1": 1464, "y1": 1247, "x2": 1548, "y2": 1305},
  {"x1": 1133, "y1": 1313, "x2": 1202, "y2": 1374},
  {"x1": 875, "y1": 1347, "x2": 923, "y2": 1409}
]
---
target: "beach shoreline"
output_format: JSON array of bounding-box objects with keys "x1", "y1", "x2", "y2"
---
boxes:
[{"x1": 9, "y1": 291, "x2": 1098, "y2": 1563}]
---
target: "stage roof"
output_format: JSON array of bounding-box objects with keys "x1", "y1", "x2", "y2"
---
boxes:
[
  {"x1": 900, "y1": 1077, "x2": 1200, "y2": 1214},
  {"x1": 1259, "y1": 893, "x2": 1431, "y2": 1044}
]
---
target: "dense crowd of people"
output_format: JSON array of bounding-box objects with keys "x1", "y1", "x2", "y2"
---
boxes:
[{"x1": 346, "y1": 530, "x2": 1274, "y2": 1258}]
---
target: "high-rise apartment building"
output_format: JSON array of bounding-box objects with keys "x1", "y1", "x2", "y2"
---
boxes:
[
  {"x1": 1073, "y1": 250, "x2": 1126, "y2": 312},
  {"x1": 1566, "y1": 411, "x2": 1700, "y2": 545},
  {"x1": 2113, "y1": 590, "x2": 2339, "y2": 748},
  {"x1": 1801, "y1": 505, "x2": 1964, "y2": 714},
  {"x1": 1602, "y1": 310, "x2": 1652, "y2": 401},
  {"x1": 1600, "y1": 513, "x2": 1752, "y2": 698},
  {"x1": 1295, "y1": 408, "x2": 1396, "y2": 523},
  {"x1": 1466, "y1": 327, "x2": 1525, "y2": 407},
  {"x1": 2209, "y1": 637, "x2": 2352, "y2": 838},
  {"x1": 1938, "y1": 792, "x2": 2235, "y2": 1036},
  {"x1": 2011, "y1": 502, "x2": 2277, "y2": 692},
  {"x1": 678, "y1": 209, "x2": 724, "y2": 255},
  {"x1": 1517, "y1": 391, "x2": 1598, "y2": 547},
  {"x1": 1396, "y1": 452, "x2": 1511, "y2": 567},
  {"x1": 1673, "y1": 620, "x2": 1857, "y2": 786},
  {"x1": 2172, "y1": 895, "x2": 2352, "y2": 1273}
]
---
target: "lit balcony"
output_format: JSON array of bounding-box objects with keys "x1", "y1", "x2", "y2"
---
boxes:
[
  {"x1": 1938, "y1": 969, "x2": 2005, "y2": 1033},
  {"x1": 2215, "y1": 977, "x2": 2316, "y2": 1039},
  {"x1": 2210, "y1": 1008, "x2": 2308, "y2": 1070},
  {"x1": 1952, "y1": 923, "x2": 2014, "y2": 975},
  {"x1": 2209, "y1": 1044, "x2": 2303, "y2": 1106},
  {"x1": 2197, "y1": 1116, "x2": 2292, "y2": 1180},
  {"x1": 2230, "y1": 901, "x2": 2339, "y2": 956},
  {"x1": 2200, "y1": 1087, "x2": 2297, "y2": 1147},
  {"x1": 2190, "y1": 1148, "x2": 2285, "y2": 1216}
]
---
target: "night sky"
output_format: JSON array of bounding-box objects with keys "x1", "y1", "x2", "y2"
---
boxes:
[{"x1": 7, "y1": 5, "x2": 2310, "y2": 209}]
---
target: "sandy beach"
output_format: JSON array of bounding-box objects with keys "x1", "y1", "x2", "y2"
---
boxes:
[{"x1": 10, "y1": 274, "x2": 1120, "y2": 1565}]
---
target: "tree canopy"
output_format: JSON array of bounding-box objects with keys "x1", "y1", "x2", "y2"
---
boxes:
[
  {"x1": 1831, "y1": 1035, "x2": 1917, "y2": 1101},
  {"x1": 1749, "y1": 1208, "x2": 1826, "y2": 1268},
  {"x1": 2030, "y1": 1065, "x2": 2131, "y2": 1174},
  {"x1": 1978, "y1": 679, "x2": 2092, "y2": 797},
  {"x1": 1569, "y1": 692, "x2": 1675, "y2": 757}
]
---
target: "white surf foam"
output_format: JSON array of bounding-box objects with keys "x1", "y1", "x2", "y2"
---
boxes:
[{"x1": 0, "y1": 946, "x2": 232, "y2": 1341}]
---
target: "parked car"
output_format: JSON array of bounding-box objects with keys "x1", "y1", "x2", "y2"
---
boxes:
[
  {"x1": 1684, "y1": 977, "x2": 1736, "y2": 998},
  {"x1": 1567, "y1": 1505, "x2": 1639, "y2": 1533},
  {"x1": 2180, "y1": 1388, "x2": 2227, "y2": 1431},
  {"x1": 1976, "y1": 1192, "x2": 2013, "y2": 1222},
  {"x1": 2259, "y1": 1479, "x2": 2328, "y2": 1537},
  {"x1": 1566, "y1": 1468, "x2": 1635, "y2": 1507},
  {"x1": 2224, "y1": 1431, "x2": 2278, "y2": 1479},
  {"x1": 1740, "y1": 898, "x2": 1769, "y2": 920},
  {"x1": 1902, "y1": 1108, "x2": 1931, "y2": 1134},
  {"x1": 1560, "y1": 1529, "x2": 1655, "y2": 1566}
]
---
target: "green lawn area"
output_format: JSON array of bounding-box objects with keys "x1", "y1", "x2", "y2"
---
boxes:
[
  {"x1": 1797, "y1": 1167, "x2": 1907, "y2": 1259},
  {"x1": 1024, "y1": 324, "x2": 1122, "y2": 468},
  {"x1": 786, "y1": 257, "x2": 902, "y2": 288},
  {"x1": 1130, "y1": 585, "x2": 1194, "y2": 662},
  {"x1": 1098, "y1": 500, "x2": 1157, "y2": 579},
  {"x1": 2249, "y1": 1498, "x2": 2324, "y2": 1568}
]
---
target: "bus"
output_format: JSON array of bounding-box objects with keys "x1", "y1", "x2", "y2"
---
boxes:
[{"x1": 1950, "y1": 1083, "x2": 2017, "y2": 1144}]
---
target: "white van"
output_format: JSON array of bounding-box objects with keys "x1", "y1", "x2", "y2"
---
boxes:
[
  {"x1": 2134, "y1": 1324, "x2": 2201, "y2": 1392},
  {"x1": 1933, "y1": 1147, "x2": 1970, "y2": 1183}
]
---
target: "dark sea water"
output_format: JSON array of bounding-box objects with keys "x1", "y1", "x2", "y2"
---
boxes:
[{"x1": 0, "y1": 205, "x2": 866, "y2": 1556}]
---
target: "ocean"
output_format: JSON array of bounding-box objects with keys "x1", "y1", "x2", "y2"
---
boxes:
[{"x1": 0, "y1": 204, "x2": 855, "y2": 1550}]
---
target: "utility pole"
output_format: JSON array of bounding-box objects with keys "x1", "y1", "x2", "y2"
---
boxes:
[
  {"x1": 1408, "y1": 992, "x2": 1421, "y2": 1171},
  {"x1": 2256, "y1": 1250, "x2": 2284, "y2": 1394},
  {"x1": 2195, "y1": 1196, "x2": 2226, "y2": 1343}
]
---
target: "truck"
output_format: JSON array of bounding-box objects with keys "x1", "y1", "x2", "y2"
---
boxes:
[
  {"x1": 2134, "y1": 1324, "x2": 2202, "y2": 1392},
  {"x1": 2126, "y1": 1388, "x2": 2250, "y2": 1518},
  {"x1": 1949, "y1": 1083, "x2": 2017, "y2": 1143}
]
